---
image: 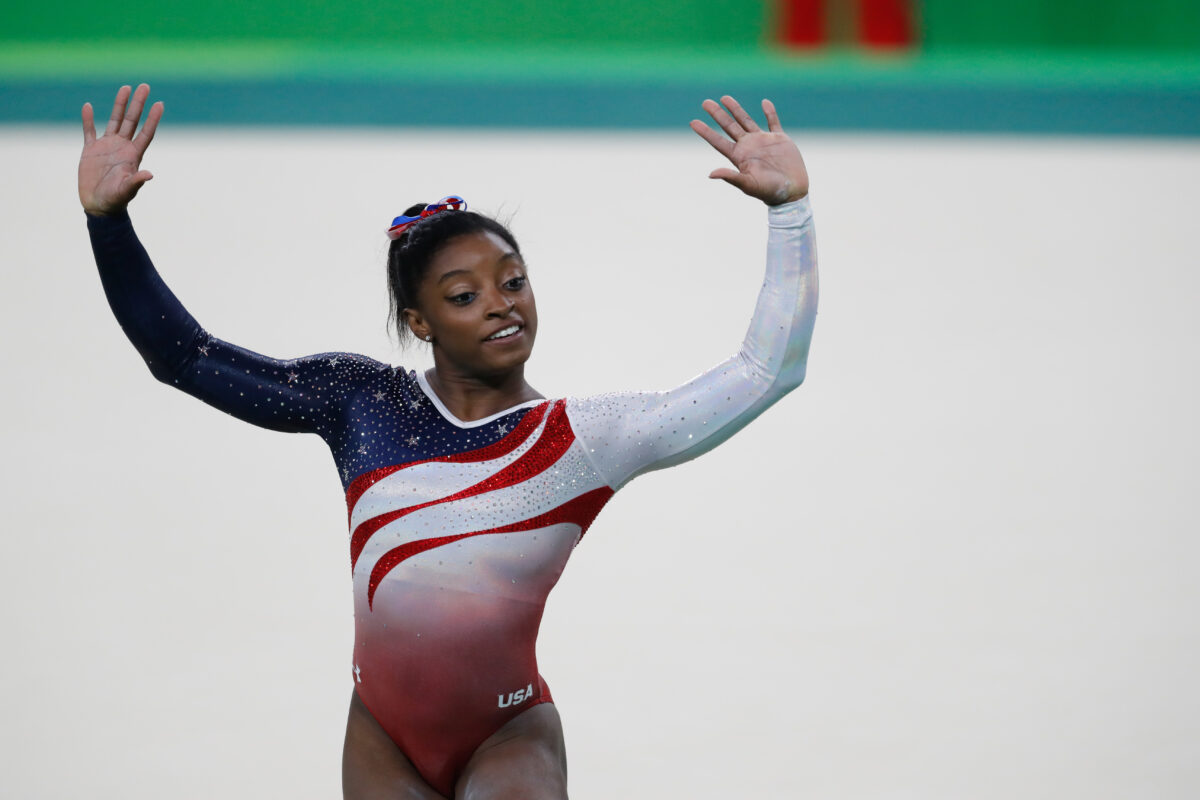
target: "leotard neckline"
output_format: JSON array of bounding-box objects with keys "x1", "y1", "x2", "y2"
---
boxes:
[{"x1": 414, "y1": 369, "x2": 545, "y2": 429}]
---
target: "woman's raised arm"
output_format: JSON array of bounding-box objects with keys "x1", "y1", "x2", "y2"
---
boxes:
[
  {"x1": 81, "y1": 85, "x2": 391, "y2": 438},
  {"x1": 566, "y1": 96, "x2": 818, "y2": 489}
]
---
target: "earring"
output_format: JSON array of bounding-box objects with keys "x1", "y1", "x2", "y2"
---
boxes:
[{"x1": 424, "y1": 335, "x2": 432, "y2": 342}]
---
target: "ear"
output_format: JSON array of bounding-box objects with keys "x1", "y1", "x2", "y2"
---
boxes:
[{"x1": 402, "y1": 308, "x2": 431, "y2": 342}]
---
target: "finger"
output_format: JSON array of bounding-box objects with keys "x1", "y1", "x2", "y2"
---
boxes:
[
  {"x1": 702, "y1": 98, "x2": 746, "y2": 141},
  {"x1": 133, "y1": 101, "x2": 164, "y2": 156},
  {"x1": 720, "y1": 95, "x2": 761, "y2": 133},
  {"x1": 105, "y1": 85, "x2": 131, "y2": 135},
  {"x1": 689, "y1": 119, "x2": 735, "y2": 160},
  {"x1": 118, "y1": 83, "x2": 150, "y2": 139},
  {"x1": 762, "y1": 98, "x2": 783, "y2": 133},
  {"x1": 81, "y1": 102, "x2": 96, "y2": 145}
]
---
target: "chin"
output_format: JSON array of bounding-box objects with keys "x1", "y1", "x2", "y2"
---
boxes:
[
  {"x1": 493, "y1": 346, "x2": 534, "y2": 373},
  {"x1": 465, "y1": 343, "x2": 533, "y2": 378}
]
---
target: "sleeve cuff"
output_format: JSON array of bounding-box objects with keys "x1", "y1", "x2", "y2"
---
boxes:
[
  {"x1": 85, "y1": 207, "x2": 134, "y2": 241},
  {"x1": 767, "y1": 195, "x2": 812, "y2": 228}
]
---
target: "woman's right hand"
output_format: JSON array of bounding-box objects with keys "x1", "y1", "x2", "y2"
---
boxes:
[{"x1": 79, "y1": 84, "x2": 163, "y2": 216}]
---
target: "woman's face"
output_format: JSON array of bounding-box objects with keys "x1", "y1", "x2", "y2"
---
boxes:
[{"x1": 405, "y1": 231, "x2": 538, "y2": 377}]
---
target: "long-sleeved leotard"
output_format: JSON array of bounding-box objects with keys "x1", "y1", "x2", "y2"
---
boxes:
[{"x1": 88, "y1": 197, "x2": 817, "y2": 797}]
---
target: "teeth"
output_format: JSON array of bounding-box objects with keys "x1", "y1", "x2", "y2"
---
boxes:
[{"x1": 487, "y1": 325, "x2": 520, "y2": 341}]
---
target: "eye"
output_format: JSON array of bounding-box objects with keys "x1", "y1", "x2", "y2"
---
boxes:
[
  {"x1": 505, "y1": 275, "x2": 527, "y2": 291},
  {"x1": 449, "y1": 292, "x2": 476, "y2": 305}
]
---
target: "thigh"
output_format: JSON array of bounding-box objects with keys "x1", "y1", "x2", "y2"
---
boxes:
[
  {"x1": 343, "y1": 688, "x2": 450, "y2": 800},
  {"x1": 454, "y1": 702, "x2": 569, "y2": 800}
]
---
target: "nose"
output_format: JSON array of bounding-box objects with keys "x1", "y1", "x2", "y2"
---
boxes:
[{"x1": 486, "y1": 293, "x2": 516, "y2": 318}]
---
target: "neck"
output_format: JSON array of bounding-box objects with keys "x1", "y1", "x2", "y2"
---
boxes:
[{"x1": 425, "y1": 359, "x2": 542, "y2": 423}]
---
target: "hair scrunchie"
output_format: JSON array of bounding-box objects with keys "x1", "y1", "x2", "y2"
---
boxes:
[{"x1": 387, "y1": 195, "x2": 467, "y2": 240}]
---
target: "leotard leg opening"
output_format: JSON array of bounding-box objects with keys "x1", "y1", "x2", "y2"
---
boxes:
[{"x1": 353, "y1": 676, "x2": 554, "y2": 796}]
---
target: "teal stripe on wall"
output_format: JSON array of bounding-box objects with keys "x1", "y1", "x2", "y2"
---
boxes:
[{"x1": 5, "y1": 77, "x2": 1198, "y2": 136}]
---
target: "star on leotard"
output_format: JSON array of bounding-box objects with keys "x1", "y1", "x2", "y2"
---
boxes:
[
  {"x1": 197, "y1": 344, "x2": 210, "y2": 356},
  {"x1": 373, "y1": 390, "x2": 387, "y2": 401},
  {"x1": 328, "y1": 356, "x2": 340, "y2": 367},
  {"x1": 496, "y1": 424, "x2": 509, "y2": 435},
  {"x1": 408, "y1": 399, "x2": 422, "y2": 411},
  {"x1": 407, "y1": 436, "x2": 420, "y2": 446},
  {"x1": 358, "y1": 445, "x2": 368, "y2": 455},
  {"x1": 287, "y1": 371, "x2": 300, "y2": 383}
]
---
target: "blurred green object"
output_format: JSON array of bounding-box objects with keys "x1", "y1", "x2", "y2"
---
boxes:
[
  {"x1": 922, "y1": 0, "x2": 1200, "y2": 50},
  {"x1": 0, "y1": 0, "x2": 767, "y2": 46},
  {"x1": 4, "y1": 0, "x2": 1199, "y2": 50}
]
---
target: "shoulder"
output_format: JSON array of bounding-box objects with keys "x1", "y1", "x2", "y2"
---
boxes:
[
  {"x1": 564, "y1": 390, "x2": 659, "y2": 435},
  {"x1": 292, "y1": 351, "x2": 390, "y2": 370},
  {"x1": 287, "y1": 351, "x2": 397, "y2": 393},
  {"x1": 565, "y1": 391, "x2": 647, "y2": 417}
]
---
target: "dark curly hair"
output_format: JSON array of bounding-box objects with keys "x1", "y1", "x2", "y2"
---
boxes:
[{"x1": 386, "y1": 204, "x2": 522, "y2": 346}]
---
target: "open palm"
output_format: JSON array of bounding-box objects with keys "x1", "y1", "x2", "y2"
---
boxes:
[
  {"x1": 691, "y1": 95, "x2": 809, "y2": 206},
  {"x1": 79, "y1": 84, "x2": 163, "y2": 216}
]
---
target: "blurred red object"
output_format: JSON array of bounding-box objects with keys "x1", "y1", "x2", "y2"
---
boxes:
[
  {"x1": 858, "y1": 0, "x2": 914, "y2": 47},
  {"x1": 778, "y1": 0, "x2": 825, "y2": 46},
  {"x1": 777, "y1": 0, "x2": 914, "y2": 48}
]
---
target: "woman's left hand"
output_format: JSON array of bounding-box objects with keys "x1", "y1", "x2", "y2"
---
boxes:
[{"x1": 690, "y1": 95, "x2": 809, "y2": 206}]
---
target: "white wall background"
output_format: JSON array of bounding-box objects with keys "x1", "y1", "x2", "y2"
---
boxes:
[{"x1": 1, "y1": 121, "x2": 1196, "y2": 799}]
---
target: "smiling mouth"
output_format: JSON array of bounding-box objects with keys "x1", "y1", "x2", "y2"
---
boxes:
[{"x1": 485, "y1": 324, "x2": 523, "y2": 341}]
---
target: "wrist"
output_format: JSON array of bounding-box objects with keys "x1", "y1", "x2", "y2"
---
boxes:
[
  {"x1": 85, "y1": 205, "x2": 131, "y2": 224},
  {"x1": 766, "y1": 192, "x2": 808, "y2": 207},
  {"x1": 765, "y1": 179, "x2": 809, "y2": 207},
  {"x1": 82, "y1": 202, "x2": 128, "y2": 219}
]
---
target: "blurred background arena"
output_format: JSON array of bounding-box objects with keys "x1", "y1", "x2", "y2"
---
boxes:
[
  {"x1": 2, "y1": 2, "x2": 1198, "y2": 798},
  {"x1": 3, "y1": 0, "x2": 1199, "y2": 132}
]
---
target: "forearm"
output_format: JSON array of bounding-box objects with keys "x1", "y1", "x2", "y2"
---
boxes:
[
  {"x1": 737, "y1": 194, "x2": 818, "y2": 395},
  {"x1": 87, "y1": 209, "x2": 207, "y2": 383}
]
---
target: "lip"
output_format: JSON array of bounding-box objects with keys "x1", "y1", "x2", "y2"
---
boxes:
[{"x1": 482, "y1": 323, "x2": 525, "y2": 344}]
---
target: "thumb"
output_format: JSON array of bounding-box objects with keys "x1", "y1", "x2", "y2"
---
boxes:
[
  {"x1": 709, "y1": 167, "x2": 751, "y2": 193},
  {"x1": 125, "y1": 170, "x2": 154, "y2": 198}
]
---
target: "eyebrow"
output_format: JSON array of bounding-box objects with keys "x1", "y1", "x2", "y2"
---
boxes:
[
  {"x1": 436, "y1": 269, "x2": 471, "y2": 285},
  {"x1": 436, "y1": 253, "x2": 524, "y2": 285}
]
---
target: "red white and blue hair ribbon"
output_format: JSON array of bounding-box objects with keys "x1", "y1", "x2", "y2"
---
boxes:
[{"x1": 387, "y1": 195, "x2": 467, "y2": 240}]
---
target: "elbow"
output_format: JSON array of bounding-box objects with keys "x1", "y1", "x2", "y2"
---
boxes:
[
  {"x1": 739, "y1": 351, "x2": 807, "y2": 401},
  {"x1": 770, "y1": 346, "x2": 809, "y2": 395},
  {"x1": 146, "y1": 356, "x2": 178, "y2": 385},
  {"x1": 139, "y1": 330, "x2": 208, "y2": 386},
  {"x1": 143, "y1": 349, "x2": 195, "y2": 387},
  {"x1": 776, "y1": 362, "x2": 807, "y2": 394}
]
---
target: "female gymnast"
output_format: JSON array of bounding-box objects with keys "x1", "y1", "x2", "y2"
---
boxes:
[{"x1": 79, "y1": 84, "x2": 817, "y2": 799}]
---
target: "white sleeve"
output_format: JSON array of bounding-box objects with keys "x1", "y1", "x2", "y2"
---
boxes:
[{"x1": 566, "y1": 195, "x2": 818, "y2": 490}]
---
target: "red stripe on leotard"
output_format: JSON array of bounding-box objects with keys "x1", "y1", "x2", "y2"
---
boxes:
[
  {"x1": 350, "y1": 401, "x2": 572, "y2": 571},
  {"x1": 343, "y1": 400, "x2": 549, "y2": 524},
  {"x1": 367, "y1": 485, "x2": 613, "y2": 608}
]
